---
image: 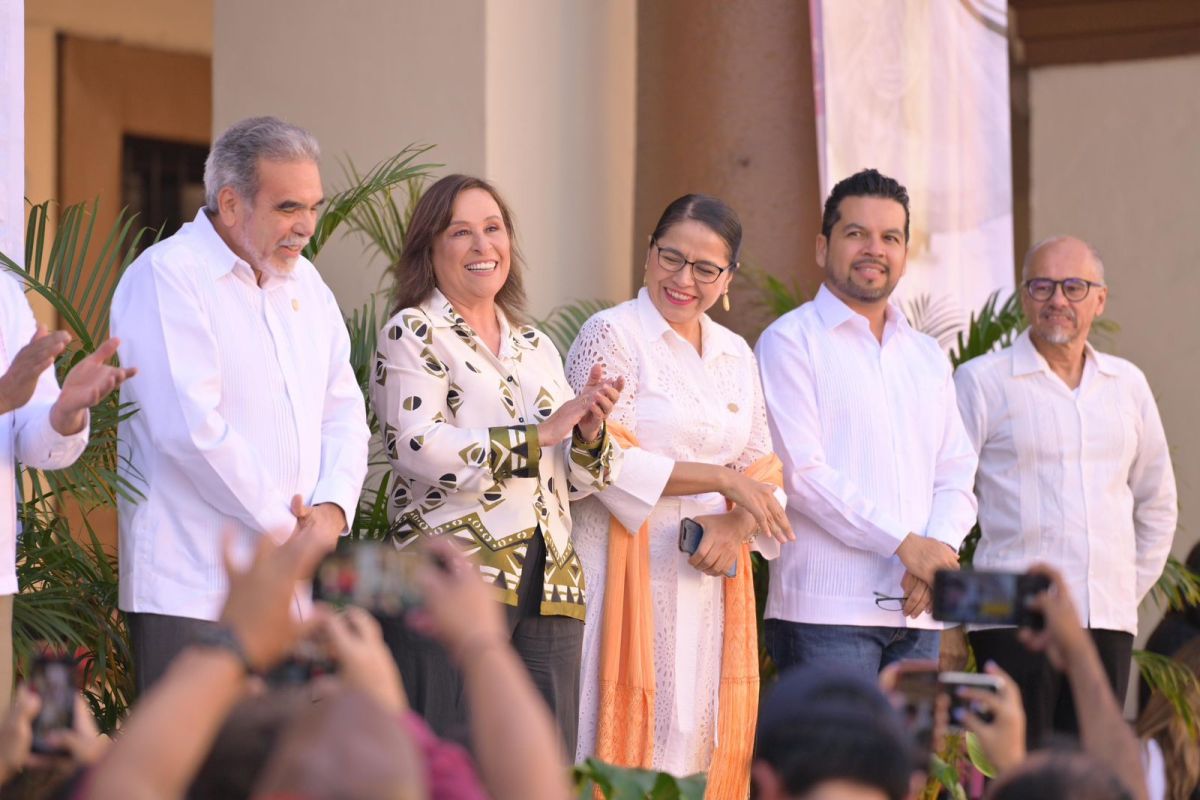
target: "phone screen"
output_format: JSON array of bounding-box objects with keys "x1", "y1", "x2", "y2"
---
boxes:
[
  {"x1": 932, "y1": 570, "x2": 1048, "y2": 629},
  {"x1": 30, "y1": 656, "x2": 76, "y2": 755},
  {"x1": 313, "y1": 542, "x2": 426, "y2": 617},
  {"x1": 888, "y1": 664, "x2": 939, "y2": 768}
]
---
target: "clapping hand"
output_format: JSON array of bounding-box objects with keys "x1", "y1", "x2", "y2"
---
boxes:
[
  {"x1": 50, "y1": 337, "x2": 137, "y2": 435},
  {"x1": 538, "y1": 364, "x2": 623, "y2": 446},
  {"x1": 0, "y1": 327, "x2": 69, "y2": 416}
]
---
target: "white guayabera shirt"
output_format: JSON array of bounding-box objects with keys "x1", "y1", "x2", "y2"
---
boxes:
[
  {"x1": 0, "y1": 272, "x2": 88, "y2": 595},
  {"x1": 955, "y1": 329, "x2": 1176, "y2": 635},
  {"x1": 111, "y1": 210, "x2": 369, "y2": 620},
  {"x1": 755, "y1": 285, "x2": 979, "y2": 630}
]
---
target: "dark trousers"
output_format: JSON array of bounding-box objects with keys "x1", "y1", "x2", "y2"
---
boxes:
[
  {"x1": 126, "y1": 611, "x2": 220, "y2": 696},
  {"x1": 379, "y1": 532, "x2": 583, "y2": 755},
  {"x1": 969, "y1": 627, "x2": 1133, "y2": 750}
]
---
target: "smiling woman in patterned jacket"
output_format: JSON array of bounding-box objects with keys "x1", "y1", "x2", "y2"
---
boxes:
[{"x1": 369, "y1": 174, "x2": 623, "y2": 755}]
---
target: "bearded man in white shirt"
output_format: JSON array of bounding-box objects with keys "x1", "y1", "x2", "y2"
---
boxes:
[
  {"x1": 111, "y1": 117, "x2": 370, "y2": 693},
  {"x1": 755, "y1": 169, "x2": 978, "y2": 679},
  {"x1": 0, "y1": 274, "x2": 136, "y2": 710},
  {"x1": 955, "y1": 236, "x2": 1176, "y2": 748}
]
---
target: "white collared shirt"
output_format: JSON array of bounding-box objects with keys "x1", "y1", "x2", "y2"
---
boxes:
[
  {"x1": 111, "y1": 210, "x2": 369, "y2": 620},
  {"x1": 0, "y1": 272, "x2": 89, "y2": 594},
  {"x1": 755, "y1": 284, "x2": 978, "y2": 629},
  {"x1": 955, "y1": 329, "x2": 1176, "y2": 635}
]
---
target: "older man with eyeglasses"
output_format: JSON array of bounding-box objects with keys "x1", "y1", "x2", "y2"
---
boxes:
[{"x1": 955, "y1": 235, "x2": 1177, "y2": 749}]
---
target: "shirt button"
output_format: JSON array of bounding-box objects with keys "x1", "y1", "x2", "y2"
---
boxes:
[
  {"x1": 519, "y1": 417, "x2": 525, "y2": 423},
  {"x1": 506, "y1": 376, "x2": 515, "y2": 383}
]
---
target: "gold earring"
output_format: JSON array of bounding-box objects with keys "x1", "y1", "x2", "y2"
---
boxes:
[{"x1": 721, "y1": 292, "x2": 731, "y2": 312}]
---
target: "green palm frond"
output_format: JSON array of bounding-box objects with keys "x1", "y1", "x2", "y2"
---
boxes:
[
  {"x1": 949, "y1": 290, "x2": 1026, "y2": 369},
  {"x1": 904, "y1": 293, "x2": 965, "y2": 350},
  {"x1": 1136, "y1": 649, "x2": 1200, "y2": 737},
  {"x1": 534, "y1": 299, "x2": 616, "y2": 360},
  {"x1": 304, "y1": 145, "x2": 440, "y2": 260},
  {"x1": 742, "y1": 266, "x2": 807, "y2": 320},
  {"x1": 1148, "y1": 555, "x2": 1200, "y2": 612},
  {"x1": 340, "y1": 168, "x2": 427, "y2": 276}
]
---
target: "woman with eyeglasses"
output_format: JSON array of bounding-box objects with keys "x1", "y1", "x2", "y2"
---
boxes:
[{"x1": 565, "y1": 194, "x2": 794, "y2": 793}]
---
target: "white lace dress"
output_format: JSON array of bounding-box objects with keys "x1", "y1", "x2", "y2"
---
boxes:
[{"x1": 566, "y1": 289, "x2": 778, "y2": 777}]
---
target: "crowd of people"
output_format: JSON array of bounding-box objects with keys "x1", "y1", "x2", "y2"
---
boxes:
[{"x1": 0, "y1": 114, "x2": 1190, "y2": 800}]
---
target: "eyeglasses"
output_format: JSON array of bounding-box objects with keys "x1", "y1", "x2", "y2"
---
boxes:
[
  {"x1": 873, "y1": 592, "x2": 908, "y2": 611},
  {"x1": 1023, "y1": 277, "x2": 1105, "y2": 302},
  {"x1": 651, "y1": 241, "x2": 734, "y2": 285}
]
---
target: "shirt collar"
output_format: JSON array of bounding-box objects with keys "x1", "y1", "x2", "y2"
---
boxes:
[
  {"x1": 635, "y1": 287, "x2": 740, "y2": 359},
  {"x1": 813, "y1": 283, "x2": 910, "y2": 337},
  {"x1": 1011, "y1": 328, "x2": 1119, "y2": 378},
  {"x1": 187, "y1": 209, "x2": 298, "y2": 286},
  {"x1": 421, "y1": 288, "x2": 519, "y2": 358}
]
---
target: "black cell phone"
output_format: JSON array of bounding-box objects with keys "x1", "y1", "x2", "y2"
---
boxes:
[
  {"x1": 939, "y1": 671, "x2": 1002, "y2": 728},
  {"x1": 263, "y1": 639, "x2": 337, "y2": 687},
  {"x1": 677, "y1": 518, "x2": 736, "y2": 578},
  {"x1": 888, "y1": 662, "x2": 939, "y2": 768},
  {"x1": 931, "y1": 569, "x2": 1051, "y2": 630},
  {"x1": 313, "y1": 541, "x2": 427, "y2": 617},
  {"x1": 30, "y1": 654, "x2": 77, "y2": 755}
]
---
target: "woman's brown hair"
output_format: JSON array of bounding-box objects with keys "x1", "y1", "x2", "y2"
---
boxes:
[
  {"x1": 389, "y1": 174, "x2": 528, "y2": 324},
  {"x1": 1136, "y1": 637, "x2": 1200, "y2": 800}
]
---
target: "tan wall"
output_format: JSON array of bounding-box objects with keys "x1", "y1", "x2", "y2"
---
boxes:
[
  {"x1": 484, "y1": 0, "x2": 636, "y2": 315},
  {"x1": 214, "y1": 0, "x2": 636, "y2": 320},
  {"x1": 1028, "y1": 54, "x2": 1200, "y2": 642}
]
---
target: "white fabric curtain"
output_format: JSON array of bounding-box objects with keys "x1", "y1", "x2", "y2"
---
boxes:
[
  {"x1": 0, "y1": 0, "x2": 23, "y2": 266},
  {"x1": 810, "y1": 0, "x2": 1014, "y2": 339}
]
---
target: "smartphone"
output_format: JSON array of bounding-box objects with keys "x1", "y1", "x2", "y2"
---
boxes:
[
  {"x1": 932, "y1": 569, "x2": 1050, "y2": 630},
  {"x1": 888, "y1": 662, "x2": 939, "y2": 768},
  {"x1": 678, "y1": 518, "x2": 736, "y2": 578},
  {"x1": 313, "y1": 541, "x2": 427, "y2": 617},
  {"x1": 29, "y1": 654, "x2": 77, "y2": 755},
  {"x1": 939, "y1": 671, "x2": 1002, "y2": 728}
]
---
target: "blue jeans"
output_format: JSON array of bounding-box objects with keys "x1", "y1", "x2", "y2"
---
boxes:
[{"x1": 765, "y1": 619, "x2": 941, "y2": 681}]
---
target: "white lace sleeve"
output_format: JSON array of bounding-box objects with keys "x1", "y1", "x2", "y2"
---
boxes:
[
  {"x1": 730, "y1": 347, "x2": 773, "y2": 472},
  {"x1": 566, "y1": 310, "x2": 674, "y2": 532},
  {"x1": 566, "y1": 314, "x2": 640, "y2": 431}
]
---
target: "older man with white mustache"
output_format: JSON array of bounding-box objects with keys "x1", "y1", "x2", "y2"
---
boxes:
[
  {"x1": 955, "y1": 235, "x2": 1177, "y2": 750},
  {"x1": 111, "y1": 117, "x2": 369, "y2": 693}
]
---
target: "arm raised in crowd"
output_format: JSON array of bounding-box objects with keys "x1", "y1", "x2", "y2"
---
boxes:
[
  {"x1": 413, "y1": 537, "x2": 573, "y2": 800},
  {"x1": 85, "y1": 528, "x2": 326, "y2": 800},
  {"x1": 1017, "y1": 564, "x2": 1149, "y2": 800}
]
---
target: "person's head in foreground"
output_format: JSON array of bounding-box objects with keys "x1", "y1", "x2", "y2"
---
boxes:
[
  {"x1": 987, "y1": 749, "x2": 1134, "y2": 800},
  {"x1": 752, "y1": 668, "x2": 916, "y2": 800}
]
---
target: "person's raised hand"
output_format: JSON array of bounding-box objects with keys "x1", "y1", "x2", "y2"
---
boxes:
[
  {"x1": 895, "y1": 534, "x2": 959, "y2": 586},
  {"x1": 538, "y1": 378, "x2": 603, "y2": 447},
  {"x1": 219, "y1": 527, "x2": 327, "y2": 673},
  {"x1": 1016, "y1": 563, "x2": 1090, "y2": 671},
  {"x1": 961, "y1": 662, "x2": 1026, "y2": 775},
  {"x1": 575, "y1": 363, "x2": 625, "y2": 443},
  {"x1": 408, "y1": 537, "x2": 508, "y2": 665},
  {"x1": 0, "y1": 684, "x2": 40, "y2": 782},
  {"x1": 50, "y1": 337, "x2": 137, "y2": 435},
  {"x1": 319, "y1": 606, "x2": 407, "y2": 714},
  {"x1": 718, "y1": 469, "x2": 793, "y2": 544},
  {"x1": 35, "y1": 695, "x2": 110, "y2": 767},
  {"x1": 0, "y1": 326, "x2": 69, "y2": 416},
  {"x1": 900, "y1": 570, "x2": 933, "y2": 618}
]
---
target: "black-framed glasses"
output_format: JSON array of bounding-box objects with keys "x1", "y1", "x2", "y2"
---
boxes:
[
  {"x1": 1023, "y1": 277, "x2": 1105, "y2": 302},
  {"x1": 874, "y1": 592, "x2": 908, "y2": 611},
  {"x1": 651, "y1": 240, "x2": 734, "y2": 285}
]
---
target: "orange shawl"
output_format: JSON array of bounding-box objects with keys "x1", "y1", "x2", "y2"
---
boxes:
[{"x1": 593, "y1": 422, "x2": 782, "y2": 799}]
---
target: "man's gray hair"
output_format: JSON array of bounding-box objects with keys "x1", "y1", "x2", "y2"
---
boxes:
[
  {"x1": 1021, "y1": 235, "x2": 1106, "y2": 281},
  {"x1": 203, "y1": 117, "x2": 320, "y2": 213}
]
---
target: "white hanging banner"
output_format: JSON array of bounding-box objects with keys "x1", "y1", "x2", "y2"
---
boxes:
[
  {"x1": 810, "y1": 0, "x2": 1014, "y2": 335},
  {"x1": 0, "y1": 0, "x2": 23, "y2": 267}
]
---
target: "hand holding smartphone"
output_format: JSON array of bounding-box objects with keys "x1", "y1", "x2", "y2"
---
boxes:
[
  {"x1": 29, "y1": 654, "x2": 77, "y2": 756},
  {"x1": 678, "y1": 518, "x2": 736, "y2": 578},
  {"x1": 932, "y1": 569, "x2": 1050, "y2": 630}
]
